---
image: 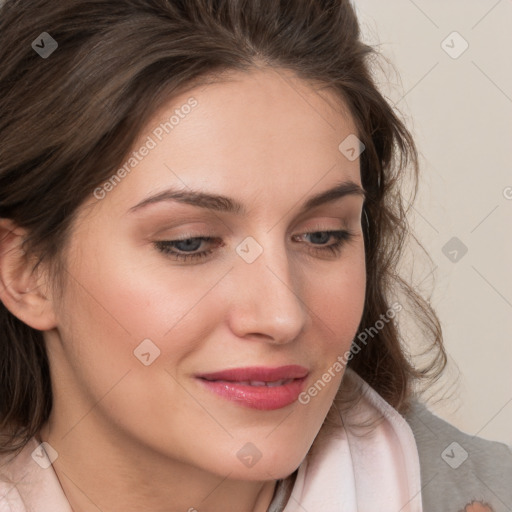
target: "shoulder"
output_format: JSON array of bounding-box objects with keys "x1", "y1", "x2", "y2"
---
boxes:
[
  {"x1": 0, "y1": 436, "x2": 72, "y2": 512},
  {"x1": 404, "y1": 400, "x2": 512, "y2": 512},
  {"x1": 0, "y1": 447, "x2": 26, "y2": 512}
]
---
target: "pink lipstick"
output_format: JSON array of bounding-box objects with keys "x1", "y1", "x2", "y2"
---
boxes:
[{"x1": 196, "y1": 365, "x2": 309, "y2": 410}]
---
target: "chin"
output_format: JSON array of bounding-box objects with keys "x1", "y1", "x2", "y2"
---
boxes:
[{"x1": 220, "y1": 442, "x2": 308, "y2": 482}]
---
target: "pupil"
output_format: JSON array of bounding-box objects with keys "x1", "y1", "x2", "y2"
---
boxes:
[
  {"x1": 177, "y1": 238, "x2": 202, "y2": 252},
  {"x1": 311, "y1": 232, "x2": 329, "y2": 244}
]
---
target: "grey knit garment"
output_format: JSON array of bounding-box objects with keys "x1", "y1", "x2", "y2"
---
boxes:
[
  {"x1": 266, "y1": 470, "x2": 297, "y2": 512},
  {"x1": 265, "y1": 400, "x2": 512, "y2": 511},
  {"x1": 405, "y1": 400, "x2": 512, "y2": 511}
]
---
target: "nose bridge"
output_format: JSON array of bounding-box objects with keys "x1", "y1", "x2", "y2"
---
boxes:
[{"x1": 229, "y1": 231, "x2": 308, "y2": 342}]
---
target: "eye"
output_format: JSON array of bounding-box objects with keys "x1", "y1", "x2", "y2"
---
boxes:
[
  {"x1": 153, "y1": 236, "x2": 223, "y2": 262},
  {"x1": 292, "y1": 230, "x2": 356, "y2": 257},
  {"x1": 153, "y1": 230, "x2": 357, "y2": 263}
]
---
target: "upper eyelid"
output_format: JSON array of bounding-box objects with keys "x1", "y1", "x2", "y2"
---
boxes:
[
  {"x1": 152, "y1": 211, "x2": 361, "y2": 236},
  {"x1": 158, "y1": 226, "x2": 354, "y2": 241},
  {"x1": 140, "y1": 199, "x2": 363, "y2": 239}
]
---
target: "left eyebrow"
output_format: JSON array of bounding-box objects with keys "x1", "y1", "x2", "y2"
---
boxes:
[{"x1": 127, "y1": 179, "x2": 366, "y2": 216}]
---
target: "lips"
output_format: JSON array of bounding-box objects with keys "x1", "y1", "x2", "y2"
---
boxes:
[{"x1": 195, "y1": 365, "x2": 309, "y2": 410}]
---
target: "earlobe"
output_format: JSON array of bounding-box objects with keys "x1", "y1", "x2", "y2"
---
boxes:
[{"x1": 0, "y1": 218, "x2": 58, "y2": 331}]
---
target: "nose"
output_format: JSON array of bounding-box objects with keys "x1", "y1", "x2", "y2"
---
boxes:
[{"x1": 226, "y1": 235, "x2": 309, "y2": 345}]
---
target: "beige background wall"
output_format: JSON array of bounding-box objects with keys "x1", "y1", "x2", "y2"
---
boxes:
[{"x1": 354, "y1": 0, "x2": 512, "y2": 444}]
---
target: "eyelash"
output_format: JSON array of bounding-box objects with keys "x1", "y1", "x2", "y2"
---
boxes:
[{"x1": 153, "y1": 229, "x2": 356, "y2": 263}]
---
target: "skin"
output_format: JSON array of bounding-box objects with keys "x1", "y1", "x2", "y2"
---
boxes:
[
  {"x1": 0, "y1": 66, "x2": 366, "y2": 512},
  {"x1": 462, "y1": 503, "x2": 494, "y2": 512}
]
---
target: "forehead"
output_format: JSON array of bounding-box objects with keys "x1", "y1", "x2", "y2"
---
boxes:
[
  {"x1": 83, "y1": 66, "x2": 362, "y2": 220},
  {"x1": 159, "y1": 66, "x2": 358, "y2": 152}
]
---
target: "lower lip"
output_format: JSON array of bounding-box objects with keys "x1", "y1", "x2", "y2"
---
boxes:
[{"x1": 197, "y1": 377, "x2": 307, "y2": 410}]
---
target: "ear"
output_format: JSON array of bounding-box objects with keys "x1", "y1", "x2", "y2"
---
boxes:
[{"x1": 0, "y1": 218, "x2": 58, "y2": 331}]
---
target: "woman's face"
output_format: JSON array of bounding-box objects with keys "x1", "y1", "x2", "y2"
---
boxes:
[{"x1": 44, "y1": 67, "x2": 366, "y2": 481}]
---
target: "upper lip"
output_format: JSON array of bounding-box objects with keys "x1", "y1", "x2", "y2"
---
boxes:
[{"x1": 196, "y1": 365, "x2": 309, "y2": 382}]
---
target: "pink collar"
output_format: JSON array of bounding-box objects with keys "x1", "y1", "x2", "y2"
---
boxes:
[{"x1": 281, "y1": 368, "x2": 423, "y2": 511}]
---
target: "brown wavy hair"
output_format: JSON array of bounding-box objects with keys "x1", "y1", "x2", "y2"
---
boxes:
[{"x1": 0, "y1": 0, "x2": 446, "y2": 456}]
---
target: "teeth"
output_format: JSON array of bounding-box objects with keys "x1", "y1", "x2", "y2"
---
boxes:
[
  {"x1": 266, "y1": 379, "x2": 286, "y2": 387},
  {"x1": 233, "y1": 379, "x2": 292, "y2": 387},
  {"x1": 204, "y1": 378, "x2": 295, "y2": 386}
]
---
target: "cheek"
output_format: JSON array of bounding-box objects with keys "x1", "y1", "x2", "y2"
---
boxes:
[
  {"x1": 52, "y1": 254, "x2": 213, "y2": 447},
  {"x1": 304, "y1": 251, "x2": 365, "y2": 401},
  {"x1": 51, "y1": 241, "x2": 206, "y2": 405},
  {"x1": 311, "y1": 247, "x2": 366, "y2": 343},
  {"x1": 65, "y1": 237, "x2": 219, "y2": 347}
]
